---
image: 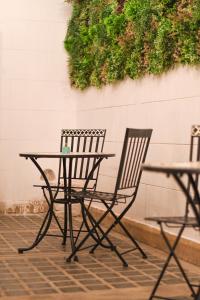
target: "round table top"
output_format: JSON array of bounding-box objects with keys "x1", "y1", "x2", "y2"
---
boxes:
[
  {"x1": 19, "y1": 152, "x2": 115, "y2": 159},
  {"x1": 142, "y1": 161, "x2": 200, "y2": 174}
]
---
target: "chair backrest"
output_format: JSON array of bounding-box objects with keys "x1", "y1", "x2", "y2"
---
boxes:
[
  {"x1": 58, "y1": 129, "x2": 106, "y2": 189},
  {"x1": 188, "y1": 125, "x2": 200, "y2": 210},
  {"x1": 190, "y1": 125, "x2": 200, "y2": 162},
  {"x1": 114, "y1": 128, "x2": 152, "y2": 195}
]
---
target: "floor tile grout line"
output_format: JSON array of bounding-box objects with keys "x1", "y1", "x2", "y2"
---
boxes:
[
  {"x1": 28, "y1": 256, "x2": 64, "y2": 295},
  {"x1": 3, "y1": 231, "x2": 40, "y2": 255},
  {"x1": 3, "y1": 258, "x2": 32, "y2": 297},
  {"x1": 116, "y1": 256, "x2": 161, "y2": 284},
  {"x1": 91, "y1": 253, "x2": 141, "y2": 288},
  {"x1": 94, "y1": 237, "x2": 161, "y2": 286},
  {"x1": 48, "y1": 256, "x2": 88, "y2": 292},
  {"x1": 0, "y1": 233, "x2": 17, "y2": 253},
  {"x1": 70, "y1": 257, "x2": 114, "y2": 290},
  {"x1": 142, "y1": 256, "x2": 186, "y2": 283},
  {"x1": 1, "y1": 215, "x2": 200, "y2": 299}
]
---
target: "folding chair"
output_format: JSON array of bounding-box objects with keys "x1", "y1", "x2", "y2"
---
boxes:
[
  {"x1": 145, "y1": 124, "x2": 200, "y2": 300},
  {"x1": 67, "y1": 128, "x2": 153, "y2": 266},
  {"x1": 34, "y1": 129, "x2": 106, "y2": 246}
]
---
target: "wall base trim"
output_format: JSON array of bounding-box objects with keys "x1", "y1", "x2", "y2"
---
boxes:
[
  {"x1": 0, "y1": 200, "x2": 48, "y2": 214},
  {"x1": 90, "y1": 206, "x2": 200, "y2": 266}
]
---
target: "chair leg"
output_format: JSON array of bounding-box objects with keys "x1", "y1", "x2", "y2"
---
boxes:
[
  {"x1": 116, "y1": 218, "x2": 147, "y2": 258},
  {"x1": 85, "y1": 205, "x2": 128, "y2": 266},
  {"x1": 68, "y1": 203, "x2": 78, "y2": 261},
  {"x1": 195, "y1": 287, "x2": 200, "y2": 300},
  {"x1": 74, "y1": 201, "x2": 100, "y2": 245},
  {"x1": 66, "y1": 202, "x2": 128, "y2": 267},
  {"x1": 90, "y1": 200, "x2": 147, "y2": 258},
  {"x1": 43, "y1": 188, "x2": 64, "y2": 237},
  {"x1": 79, "y1": 201, "x2": 112, "y2": 249},
  {"x1": 62, "y1": 203, "x2": 68, "y2": 245},
  {"x1": 148, "y1": 223, "x2": 196, "y2": 300},
  {"x1": 73, "y1": 202, "x2": 84, "y2": 245}
]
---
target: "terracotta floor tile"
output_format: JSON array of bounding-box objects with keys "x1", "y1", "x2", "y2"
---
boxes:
[{"x1": 0, "y1": 214, "x2": 199, "y2": 300}]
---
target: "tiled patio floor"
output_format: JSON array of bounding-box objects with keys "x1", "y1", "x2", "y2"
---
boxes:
[{"x1": 0, "y1": 214, "x2": 199, "y2": 300}]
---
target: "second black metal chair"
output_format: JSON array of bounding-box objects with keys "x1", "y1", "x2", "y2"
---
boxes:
[
  {"x1": 67, "y1": 128, "x2": 153, "y2": 266},
  {"x1": 145, "y1": 124, "x2": 200, "y2": 300}
]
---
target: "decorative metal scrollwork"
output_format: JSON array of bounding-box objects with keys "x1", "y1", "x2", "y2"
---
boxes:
[
  {"x1": 61, "y1": 129, "x2": 105, "y2": 137},
  {"x1": 191, "y1": 125, "x2": 200, "y2": 137}
]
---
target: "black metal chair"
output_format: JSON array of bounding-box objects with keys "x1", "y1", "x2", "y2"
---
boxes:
[
  {"x1": 145, "y1": 124, "x2": 200, "y2": 300},
  {"x1": 34, "y1": 129, "x2": 106, "y2": 246},
  {"x1": 67, "y1": 128, "x2": 153, "y2": 266}
]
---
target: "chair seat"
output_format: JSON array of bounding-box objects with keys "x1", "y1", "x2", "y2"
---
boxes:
[
  {"x1": 34, "y1": 179, "x2": 95, "y2": 190},
  {"x1": 71, "y1": 190, "x2": 129, "y2": 202},
  {"x1": 145, "y1": 216, "x2": 198, "y2": 226}
]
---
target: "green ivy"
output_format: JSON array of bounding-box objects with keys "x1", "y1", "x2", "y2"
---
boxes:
[{"x1": 64, "y1": 0, "x2": 200, "y2": 89}]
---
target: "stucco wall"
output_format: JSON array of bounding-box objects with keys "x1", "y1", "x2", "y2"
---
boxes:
[
  {"x1": 75, "y1": 67, "x2": 200, "y2": 242},
  {"x1": 0, "y1": 0, "x2": 77, "y2": 211}
]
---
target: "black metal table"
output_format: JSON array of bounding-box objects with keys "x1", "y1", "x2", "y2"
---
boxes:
[
  {"x1": 142, "y1": 161, "x2": 200, "y2": 300},
  {"x1": 18, "y1": 152, "x2": 115, "y2": 256}
]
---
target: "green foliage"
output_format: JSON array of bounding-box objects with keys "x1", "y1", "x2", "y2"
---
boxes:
[{"x1": 64, "y1": 0, "x2": 200, "y2": 89}]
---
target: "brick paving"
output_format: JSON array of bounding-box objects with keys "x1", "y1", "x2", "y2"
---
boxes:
[{"x1": 0, "y1": 214, "x2": 199, "y2": 299}]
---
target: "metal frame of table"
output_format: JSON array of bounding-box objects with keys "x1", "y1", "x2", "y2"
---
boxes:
[
  {"x1": 18, "y1": 152, "x2": 115, "y2": 258},
  {"x1": 142, "y1": 162, "x2": 200, "y2": 300}
]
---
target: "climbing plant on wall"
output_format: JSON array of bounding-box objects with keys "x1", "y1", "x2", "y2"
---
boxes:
[{"x1": 64, "y1": 0, "x2": 200, "y2": 90}]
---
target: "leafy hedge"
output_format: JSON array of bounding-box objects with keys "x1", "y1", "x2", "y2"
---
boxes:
[{"x1": 64, "y1": 0, "x2": 200, "y2": 90}]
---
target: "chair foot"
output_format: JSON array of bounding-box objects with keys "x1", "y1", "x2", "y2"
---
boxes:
[
  {"x1": 74, "y1": 256, "x2": 79, "y2": 262},
  {"x1": 123, "y1": 262, "x2": 128, "y2": 267},
  {"x1": 18, "y1": 248, "x2": 24, "y2": 254},
  {"x1": 66, "y1": 258, "x2": 71, "y2": 263},
  {"x1": 111, "y1": 246, "x2": 115, "y2": 251}
]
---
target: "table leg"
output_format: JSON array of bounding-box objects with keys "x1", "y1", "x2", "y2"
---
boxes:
[
  {"x1": 147, "y1": 223, "x2": 196, "y2": 300},
  {"x1": 68, "y1": 202, "x2": 78, "y2": 261},
  {"x1": 61, "y1": 158, "x2": 78, "y2": 260},
  {"x1": 62, "y1": 202, "x2": 68, "y2": 245},
  {"x1": 18, "y1": 157, "x2": 54, "y2": 253}
]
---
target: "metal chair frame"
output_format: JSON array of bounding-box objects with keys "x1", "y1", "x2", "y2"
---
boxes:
[
  {"x1": 145, "y1": 125, "x2": 200, "y2": 300},
  {"x1": 34, "y1": 129, "x2": 106, "y2": 246},
  {"x1": 67, "y1": 128, "x2": 153, "y2": 266}
]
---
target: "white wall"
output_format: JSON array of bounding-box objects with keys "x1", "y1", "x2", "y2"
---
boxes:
[
  {"x1": 75, "y1": 67, "x2": 200, "y2": 242},
  {"x1": 0, "y1": 0, "x2": 78, "y2": 208}
]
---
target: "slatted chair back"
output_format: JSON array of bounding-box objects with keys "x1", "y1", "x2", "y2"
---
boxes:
[
  {"x1": 190, "y1": 125, "x2": 200, "y2": 163},
  {"x1": 58, "y1": 129, "x2": 106, "y2": 189},
  {"x1": 188, "y1": 125, "x2": 200, "y2": 213},
  {"x1": 114, "y1": 128, "x2": 152, "y2": 195}
]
